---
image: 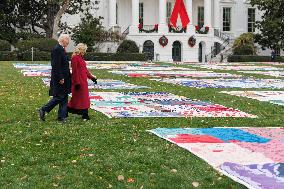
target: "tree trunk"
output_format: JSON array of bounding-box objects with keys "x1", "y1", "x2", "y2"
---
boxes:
[
  {"x1": 52, "y1": 0, "x2": 70, "y2": 39},
  {"x1": 45, "y1": 1, "x2": 60, "y2": 38}
]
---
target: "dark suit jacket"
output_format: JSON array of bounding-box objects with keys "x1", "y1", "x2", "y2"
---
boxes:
[{"x1": 49, "y1": 44, "x2": 71, "y2": 96}]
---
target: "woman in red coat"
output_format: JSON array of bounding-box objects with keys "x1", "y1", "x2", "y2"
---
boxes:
[{"x1": 67, "y1": 43, "x2": 97, "y2": 120}]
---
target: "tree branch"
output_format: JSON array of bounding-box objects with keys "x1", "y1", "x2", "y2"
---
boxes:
[{"x1": 52, "y1": 0, "x2": 70, "y2": 39}]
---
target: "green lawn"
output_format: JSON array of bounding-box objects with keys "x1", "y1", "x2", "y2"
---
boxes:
[{"x1": 1, "y1": 61, "x2": 283, "y2": 188}]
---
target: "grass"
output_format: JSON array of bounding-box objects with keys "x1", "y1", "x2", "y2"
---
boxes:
[{"x1": 0, "y1": 61, "x2": 284, "y2": 188}]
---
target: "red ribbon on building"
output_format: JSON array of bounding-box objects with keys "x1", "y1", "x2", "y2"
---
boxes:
[{"x1": 170, "y1": 0, "x2": 190, "y2": 28}]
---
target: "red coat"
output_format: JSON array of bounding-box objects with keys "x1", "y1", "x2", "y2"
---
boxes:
[{"x1": 68, "y1": 55, "x2": 95, "y2": 109}]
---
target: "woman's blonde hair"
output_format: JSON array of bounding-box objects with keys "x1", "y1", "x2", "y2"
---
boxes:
[{"x1": 72, "y1": 43, "x2": 88, "y2": 57}]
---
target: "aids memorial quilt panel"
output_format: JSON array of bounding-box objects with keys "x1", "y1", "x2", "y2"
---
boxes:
[
  {"x1": 152, "y1": 78, "x2": 284, "y2": 89},
  {"x1": 42, "y1": 78, "x2": 148, "y2": 89},
  {"x1": 149, "y1": 127, "x2": 284, "y2": 189},
  {"x1": 13, "y1": 63, "x2": 51, "y2": 70},
  {"x1": 21, "y1": 69, "x2": 51, "y2": 77},
  {"x1": 89, "y1": 92, "x2": 256, "y2": 118},
  {"x1": 238, "y1": 71, "x2": 284, "y2": 77},
  {"x1": 221, "y1": 91, "x2": 284, "y2": 106},
  {"x1": 109, "y1": 70, "x2": 241, "y2": 78},
  {"x1": 190, "y1": 65, "x2": 284, "y2": 71}
]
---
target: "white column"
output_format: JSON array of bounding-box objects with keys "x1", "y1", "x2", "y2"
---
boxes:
[
  {"x1": 186, "y1": 0, "x2": 195, "y2": 34},
  {"x1": 109, "y1": 0, "x2": 117, "y2": 27},
  {"x1": 159, "y1": 0, "x2": 168, "y2": 33},
  {"x1": 129, "y1": 0, "x2": 139, "y2": 34},
  {"x1": 214, "y1": 0, "x2": 220, "y2": 29},
  {"x1": 204, "y1": 0, "x2": 212, "y2": 28}
]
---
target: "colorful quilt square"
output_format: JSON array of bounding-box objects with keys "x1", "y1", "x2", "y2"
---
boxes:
[
  {"x1": 221, "y1": 91, "x2": 284, "y2": 106},
  {"x1": 149, "y1": 127, "x2": 284, "y2": 189},
  {"x1": 153, "y1": 78, "x2": 284, "y2": 89},
  {"x1": 109, "y1": 70, "x2": 241, "y2": 78},
  {"x1": 89, "y1": 92, "x2": 256, "y2": 118},
  {"x1": 42, "y1": 78, "x2": 149, "y2": 89}
]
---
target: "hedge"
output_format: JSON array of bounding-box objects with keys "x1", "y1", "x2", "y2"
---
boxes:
[
  {"x1": 0, "y1": 40, "x2": 11, "y2": 51},
  {"x1": 0, "y1": 51, "x2": 147, "y2": 61},
  {"x1": 0, "y1": 51, "x2": 17, "y2": 61},
  {"x1": 15, "y1": 38, "x2": 57, "y2": 52},
  {"x1": 83, "y1": 52, "x2": 146, "y2": 61},
  {"x1": 228, "y1": 55, "x2": 284, "y2": 62},
  {"x1": 19, "y1": 51, "x2": 51, "y2": 61}
]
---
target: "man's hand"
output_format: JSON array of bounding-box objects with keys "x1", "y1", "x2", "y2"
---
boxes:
[{"x1": 59, "y1": 79, "x2": 65, "y2": 85}]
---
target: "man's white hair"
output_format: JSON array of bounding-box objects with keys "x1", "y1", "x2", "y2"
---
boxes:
[{"x1": 58, "y1": 33, "x2": 70, "y2": 42}]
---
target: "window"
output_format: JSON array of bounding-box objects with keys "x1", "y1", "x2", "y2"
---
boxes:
[
  {"x1": 198, "y1": 7, "x2": 204, "y2": 27},
  {"x1": 166, "y1": 2, "x2": 172, "y2": 24},
  {"x1": 223, "y1": 7, "x2": 231, "y2": 31},
  {"x1": 248, "y1": 8, "x2": 255, "y2": 32},
  {"x1": 139, "y1": 3, "x2": 144, "y2": 23}
]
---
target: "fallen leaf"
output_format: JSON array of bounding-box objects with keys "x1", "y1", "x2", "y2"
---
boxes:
[
  {"x1": 192, "y1": 181, "x2": 199, "y2": 187},
  {"x1": 170, "y1": 169, "x2": 177, "y2": 173},
  {"x1": 117, "y1": 175, "x2": 124, "y2": 181},
  {"x1": 127, "y1": 178, "x2": 135, "y2": 183},
  {"x1": 53, "y1": 183, "x2": 59, "y2": 187}
]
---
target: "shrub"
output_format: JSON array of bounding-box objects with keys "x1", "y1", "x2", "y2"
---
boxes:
[
  {"x1": 13, "y1": 52, "x2": 146, "y2": 61},
  {"x1": 117, "y1": 40, "x2": 139, "y2": 53},
  {"x1": 232, "y1": 33, "x2": 256, "y2": 55},
  {"x1": 68, "y1": 52, "x2": 146, "y2": 61},
  {"x1": 82, "y1": 52, "x2": 146, "y2": 61},
  {"x1": 0, "y1": 51, "x2": 17, "y2": 61},
  {"x1": 16, "y1": 38, "x2": 57, "y2": 52},
  {"x1": 20, "y1": 51, "x2": 51, "y2": 61},
  {"x1": 233, "y1": 44, "x2": 255, "y2": 55},
  {"x1": 0, "y1": 40, "x2": 11, "y2": 51}
]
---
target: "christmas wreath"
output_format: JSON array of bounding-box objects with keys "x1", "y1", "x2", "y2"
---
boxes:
[
  {"x1": 159, "y1": 35, "x2": 168, "y2": 47},
  {"x1": 188, "y1": 36, "x2": 196, "y2": 47}
]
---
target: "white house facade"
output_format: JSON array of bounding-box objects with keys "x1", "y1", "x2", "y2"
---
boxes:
[{"x1": 64, "y1": 0, "x2": 263, "y2": 62}]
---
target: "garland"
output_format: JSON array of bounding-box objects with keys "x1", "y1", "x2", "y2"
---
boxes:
[
  {"x1": 195, "y1": 26, "x2": 209, "y2": 34},
  {"x1": 138, "y1": 23, "x2": 158, "y2": 33},
  {"x1": 168, "y1": 25, "x2": 187, "y2": 33},
  {"x1": 159, "y1": 35, "x2": 168, "y2": 47}
]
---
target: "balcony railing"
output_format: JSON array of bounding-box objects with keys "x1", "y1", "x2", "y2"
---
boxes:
[
  {"x1": 214, "y1": 28, "x2": 234, "y2": 41},
  {"x1": 139, "y1": 24, "x2": 158, "y2": 33}
]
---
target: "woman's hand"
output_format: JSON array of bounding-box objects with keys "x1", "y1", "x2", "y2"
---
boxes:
[{"x1": 92, "y1": 78, "x2": 97, "y2": 84}]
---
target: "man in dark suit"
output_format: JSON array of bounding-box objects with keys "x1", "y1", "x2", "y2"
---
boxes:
[{"x1": 38, "y1": 34, "x2": 71, "y2": 122}]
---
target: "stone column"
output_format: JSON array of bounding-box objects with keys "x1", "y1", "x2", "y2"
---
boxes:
[
  {"x1": 158, "y1": 0, "x2": 168, "y2": 33},
  {"x1": 214, "y1": 0, "x2": 220, "y2": 29},
  {"x1": 204, "y1": 0, "x2": 212, "y2": 28},
  {"x1": 109, "y1": 0, "x2": 117, "y2": 27},
  {"x1": 129, "y1": 0, "x2": 140, "y2": 34},
  {"x1": 186, "y1": 0, "x2": 195, "y2": 34}
]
